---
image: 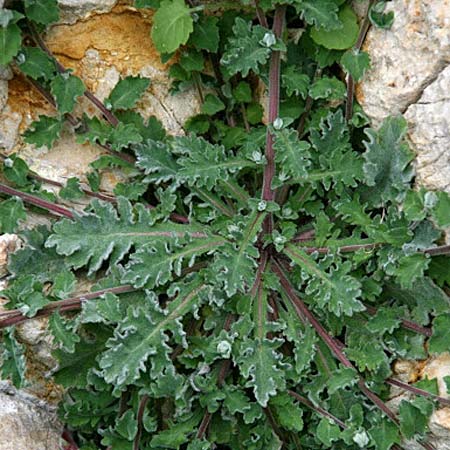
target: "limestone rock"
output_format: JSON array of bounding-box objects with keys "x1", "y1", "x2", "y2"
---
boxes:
[
  {"x1": 356, "y1": 0, "x2": 450, "y2": 196},
  {"x1": 0, "y1": 234, "x2": 20, "y2": 278},
  {"x1": 44, "y1": 4, "x2": 201, "y2": 134},
  {"x1": 57, "y1": 0, "x2": 118, "y2": 24},
  {"x1": 404, "y1": 65, "x2": 450, "y2": 192},
  {"x1": 430, "y1": 408, "x2": 450, "y2": 450},
  {"x1": 356, "y1": 0, "x2": 450, "y2": 125},
  {"x1": 0, "y1": 382, "x2": 62, "y2": 450}
]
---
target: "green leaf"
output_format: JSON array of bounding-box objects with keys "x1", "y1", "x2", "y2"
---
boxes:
[
  {"x1": 113, "y1": 181, "x2": 147, "y2": 200},
  {"x1": 8, "y1": 226, "x2": 67, "y2": 282},
  {"x1": 99, "y1": 280, "x2": 208, "y2": 389},
  {"x1": 1, "y1": 275, "x2": 49, "y2": 317},
  {"x1": 0, "y1": 9, "x2": 24, "y2": 27},
  {"x1": 235, "y1": 287, "x2": 288, "y2": 407},
  {"x1": 174, "y1": 135, "x2": 255, "y2": 190},
  {"x1": 213, "y1": 211, "x2": 266, "y2": 297},
  {"x1": 59, "y1": 177, "x2": 84, "y2": 200},
  {"x1": 46, "y1": 197, "x2": 206, "y2": 274},
  {"x1": 24, "y1": 0, "x2": 59, "y2": 25},
  {"x1": 284, "y1": 245, "x2": 364, "y2": 317},
  {"x1": 23, "y1": 115, "x2": 64, "y2": 148},
  {"x1": 317, "y1": 418, "x2": 341, "y2": 447},
  {"x1": 151, "y1": 0, "x2": 194, "y2": 54},
  {"x1": 369, "y1": 419, "x2": 401, "y2": 450},
  {"x1": 53, "y1": 326, "x2": 110, "y2": 388},
  {"x1": 16, "y1": 47, "x2": 56, "y2": 80},
  {"x1": 3, "y1": 154, "x2": 29, "y2": 186},
  {"x1": 0, "y1": 198, "x2": 27, "y2": 233},
  {"x1": 270, "y1": 393, "x2": 304, "y2": 432},
  {"x1": 369, "y1": 2, "x2": 394, "y2": 29},
  {"x1": 429, "y1": 315, "x2": 450, "y2": 354},
  {"x1": 310, "y1": 6, "x2": 359, "y2": 50},
  {"x1": 201, "y1": 94, "x2": 225, "y2": 116},
  {"x1": 80, "y1": 292, "x2": 123, "y2": 325},
  {"x1": 233, "y1": 81, "x2": 253, "y2": 103},
  {"x1": 395, "y1": 254, "x2": 429, "y2": 289},
  {"x1": 179, "y1": 49, "x2": 204, "y2": 72},
  {"x1": 0, "y1": 23, "x2": 22, "y2": 65},
  {"x1": 293, "y1": 0, "x2": 341, "y2": 31},
  {"x1": 282, "y1": 66, "x2": 310, "y2": 98},
  {"x1": 341, "y1": 50, "x2": 371, "y2": 81},
  {"x1": 135, "y1": 0, "x2": 160, "y2": 7},
  {"x1": 0, "y1": 328, "x2": 27, "y2": 388},
  {"x1": 362, "y1": 116, "x2": 414, "y2": 206},
  {"x1": 49, "y1": 312, "x2": 81, "y2": 353},
  {"x1": 122, "y1": 238, "x2": 225, "y2": 289},
  {"x1": 135, "y1": 140, "x2": 180, "y2": 185},
  {"x1": 115, "y1": 410, "x2": 138, "y2": 440},
  {"x1": 327, "y1": 366, "x2": 358, "y2": 394},
  {"x1": 309, "y1": 76, "x2": 346, "y2": 100},
  {"x1": 221, "y1": 18, "x2": 272, "y2": 77},
  {"x1": 189, "y1": 15, "x2": 219, "y2": 52},
  {"x1": 77, "y1": 115, "x2": 112, "y2": 146},
  {"x1": 50, "y1": 73, "x2": 85, "y2": 114},
  {"x1": 432, "y1": 191, "x2": 450, "y2": 227},
  {"x1": 399, "y1": 400, "x2": 429, "y2": 439},
  {"x1": 116, "y1": 111, "x2": 165, "y2": 141},
  {"x1": 108, "y1": 122, "x2": 143, "y2": 151},
  {"x1": 106, "y1": 76, "x2": 150, "y2": 110},
  {"x1": 273, "y1": 128, "x2": 311, "y2": 184},
  {"x1": 50, "y1": 270, "x2": 76, "y2": 299}
]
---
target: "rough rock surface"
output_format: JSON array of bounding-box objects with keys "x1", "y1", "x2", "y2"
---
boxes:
[
  {"x1": 404, "y1": 65, "x2": 450, "y2": 192},
  {"x1": 0, "y1": 381, "x2": 62, "y2": 450},
  {"x1": 57, "y1": 0, "x2": 118, "y2": 24},
  {"x1": 389, "y1": 355, "x2": 450, "y2": 449},
  {"x1": 0, "y1": 234, "x2": 21, "y2": 278},
  {"x1": 0, "y1": 3, "x2": 201, "y2": 189},
  {"x1": 356, "y1": 0, "x2": 450, "y2": 193}
]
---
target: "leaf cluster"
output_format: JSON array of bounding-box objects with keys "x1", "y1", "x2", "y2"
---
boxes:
[{"x1": 0, "y1": 2, "x2": 449, "y2": 450}]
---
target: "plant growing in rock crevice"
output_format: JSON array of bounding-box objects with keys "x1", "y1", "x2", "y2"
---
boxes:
[{"x1": 0, "y1": 1, "x2": 450, "y2": 450}]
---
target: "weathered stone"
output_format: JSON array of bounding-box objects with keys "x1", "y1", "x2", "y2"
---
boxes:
[
  {"x1": 404, "y1": 65, "x2": 450, "y2": 193},
  {"x1": 0, "y1": 381, "x2": 62, "y2": 450},
  {"x1": 44, "y1": 4, "x2": 201, "y2": 134},
  {"x1": 57, "y1": 0, "x2": 118, "y2": 24},
  {"x1": 429, "y1": 408, "x2": 450, "y2": 450},
  {"x1": 0, "y1": 234, "x2": 21, "y2": 278},
  {"x1": 357, "y1": 0, "x2": 450, "y2": 124}
]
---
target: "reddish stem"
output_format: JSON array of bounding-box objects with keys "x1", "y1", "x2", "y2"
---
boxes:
[
  {"x1": 0, "y1": 285, "x2": 136, "y2": 328},
  {"x1": 254, "y1": 0, "x2": 268, "y2": 28},
  {"x1": 272, "y1": 258, "x2": 399, "y2": 424},
  {"x1": 364, "y1": 305, "x2": 432, "y2": 337},
  {"x1": 262, "y1": 6, "x2": 285, "y2": 233},
  {"x1": 133, "y1": 395, "x2": 149, "y2": 450},
  {"x1": 27, "y1": 22, "x2": 119, "y2": 127},
  {"x1": 386, "y1": 378, "x2": 450, "y2": 407},
  {"x1": 288, "y1": 390, "x2": 347, "y2": 429},
  {"x1": 0, "y1": 182, "x2": 74, "y2": 219}
]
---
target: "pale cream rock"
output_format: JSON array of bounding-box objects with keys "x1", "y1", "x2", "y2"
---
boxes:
[
  {"x1": 404, "y1": 65, "x2": 450, "y2": 193},
  {"x1": 0, "y1": 234, "x2": 21, "y2": 278},
  {"x1": 421, "y1": 352, "x2": 450, "y2": 399},
  {"x1": 356, "y1": 0, "x2": 450, "y2": 124},
  {"x1": 0, "y1": 382, "x2": 62, "y2": 450},
  {"x1": 57, "y1": 0, "x2": 118, "y2": 24}
]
